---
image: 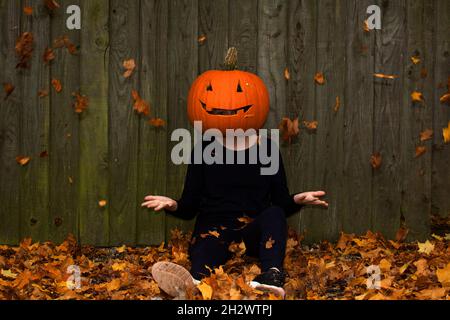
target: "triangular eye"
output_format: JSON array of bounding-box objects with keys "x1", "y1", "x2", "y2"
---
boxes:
[
  {"x1": 207, "y1": 83, "x2": 213, "y2": 91},
  {"x1": 237, "y1": 82, "x2": 243, "y2": 92}
]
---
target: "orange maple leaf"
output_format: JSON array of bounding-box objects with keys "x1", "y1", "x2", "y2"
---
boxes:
[
  {"x1": 72, "y1": 92, "x2": 89, "y2": 114},
  {"x1": 43, "y1": 47, "x2": 55, "y2": 64},
  {"x1": 419, "y1": 129, "x2": 433, "y2": 142},
  {"x1": 303, "y1": 120, "x2": 318, "y2": 131},
  {"x1": 131, "y1": 90, "x2": 150, "y2": 116},
  {"x1": 415, "y1": 146, "x2": 427, "y2": 158},
  {"x1": 314, "y1": 72, "x2": 325, "y2": 85},
  {"x1": 370, "y1": 152, "x2": 382, "y2": 169},
  {"x1": 51, "y1": 79, "x2": 62, "y2": 93},
  {"x1": 123, "y1": 59, "x2": 136, "y2": 78},
  {"x1": 411, "y1": 91, "x2": 424, "y2": 103}
]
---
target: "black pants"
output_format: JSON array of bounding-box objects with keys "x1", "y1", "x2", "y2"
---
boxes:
[{"x1": 188, "y1": 206, "x2": 287, "y2": 280}]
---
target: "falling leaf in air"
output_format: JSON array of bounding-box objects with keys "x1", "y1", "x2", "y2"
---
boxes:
[
  {"x1": 16, "y1": 156, "x2": 31, "y2": 166},
  {"x1": 149, "y1": 118, "x2": 166, "y2": 128},
  {"x1": 45, "y1": 0, "x2": 60, "y2": 10},
  {"x1": 15, "y1": 32, "x2": 34, "y2": 69},
  {"x1": 23, "y1": 6, "x2": 33, "y2": 16},
  {"x1": 314, "y1": 72, "x2": 325, "y2": 85},
  {"x1": 72, "y1": 92, "x2": 89, "y2": 114},
  {"x1": 279, "y1": 117, "x2": 299, "y2": 144},
  {"x1": 197, "y1": 282, "x2": 213, "y2": 300},
  {"x1": 411, "y1": 55, "x2": 421, "y2": 65},
  {"x1": 443, "y1": 121, "x2": 450, "y2": 144},
  {"x1": 374, "y1": 73, "x2": 398, "y2": 80},
  {"x1": 53, "y1": 35, "x2": 77, "y2": 54},
  {"x1": 420, "y1": 68, "x2": 428, "y2": 79},
  {"x1": 415, "y1": 146, "x2": 427, "y2": 158},
  {"x1": 43, "y1": 48, "x2": 55, "y2": 64},
  {"x1": 131, "y1": 90, "x2": 150, "y2": 116},
  {"x1": 304, "y1": 121, "x2": 318, "y2": 131},
  {"x1": 440, "y1": 93, "x2": 450, "y2": 105},
  {"x1": 39, "y1": 151, "x2": 48, "y2": 158},
  {"x1": 334, "y1": 96, "x2": 340, "y2": 113},
  {"x1": 198, "y1": 35, "x2": 207, "y2": 45},
  {"x1": 370, "y1": 152, "x2": 382, "y2": 169},
  {"x1": 284, "y1": 68, "x2": 290, "y2": 80},
  {"x1": 98, "y1": 200, "x2": 107, "y2": 208},
  {"x1": 395, "y1": 226, "x2": 409, "y2": 243},
  {"x1": 419, "y1": 129, "x2": 433, "y2": 142},
  {"x1": 38, "y1": 90, "x2": 49, "y2": 98},
  {"x1": 411, "y1": 91, "x2": 424, "y2": 103},
  {"x1": 265, "y1": 237, "x2": 275, "y2": 249},
  {"x1": 417, "y1": 240, "x2": 434, "y2": 255},
  {"x1": 123, "y1": 59, "x2": 136, "y2": 78},
  {"x1": 201, "y1": 231, "x2": 220, "y2": 239},
  {"x1": 363, "y1": 20, "x2": 370, "y2": 32},
  {"x1": 3, "y1": 83, "x2": 15, "y2": 100},
  {"x1": 51, "y1": 79, "x2": 62, "y2": 93}
]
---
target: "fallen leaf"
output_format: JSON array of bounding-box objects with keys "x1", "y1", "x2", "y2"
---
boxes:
[
  {"x1": 436, "y1": 263, "x2": 450, "y2": 286},
  {"x1": 112, "y1": 262, "x2": 127, "y2": 272},
  {"x1": 106, "y1": 278, "x2": 121, "y2": 292},
  {"x1": 1, "y1": 269, "x2": 18, "y2": 279},
  {"x1": 417, "y1": 240, "x2": 434, "y2": 255},
  {"x1": 370, "y1": 152, "x2": 382, "y2": 169},
  {"x1": 411, "y1": 91, "x2": 424, "y2": 103},
  {"x1": 415, "y1": 146, "x2": 427, "y2": 158},
  {"x1": 314, "y1": 72, "x2": 325, "y2": 85},
  {"x1": 197, "y1": 282, "x2": 213, "y2": 300},
  {"x1": 52, "y1": 79, "x2": 62, "y2": 93},
  {"x1": 420, "y1": 129, "x2": 433, "y2": 142},
  {"x1": 123, "y1": 59, "x2": 136, "y2": 78},
  {"x1": 416, "y1": 288, "x2": 446, "y2": 299}
]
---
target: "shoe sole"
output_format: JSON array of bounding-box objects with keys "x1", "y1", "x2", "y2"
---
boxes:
[
  {"x1": 249, "y1": 281, "x2": 286, "y2": 299},
  {"x1": 151, "y1": 262, "x2": 195, "y2": 298}
]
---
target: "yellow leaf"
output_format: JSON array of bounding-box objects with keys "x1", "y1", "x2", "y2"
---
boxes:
[
  {"x1": 416, "y1": 288, "x2": 446, "y2": 299},
  {"x1": 284, "y1": 68, "x2": 290, "y2": 80},
  {"x1": 265, "y1": 237, "x2": 275, "y2": 249},
  {"x1": 116, "y1": 245, "x2": 126, "y2": 253},
  {"x1": 112, "y1": 262, "x2": 127, "y2": 272},
  {"x1": 399, "y1": 262, "x2": 410, "y2": 274},
  {"x1": 432, "y1": 234, "x2": 443, "y2": 241},
  {"x1": 443, "y1": 121, "x2": 450, "y2": 144},
  {"x1": 98, "y1": 200, "x2": 107, "y2": 208},
  {"x1": 411, "y1": 55, "x2": 421, "y2": 65},
  {"x1": 379, "y1": 259, "x2": 391, "y2": 272},
  {"x1": 197, "y1": 282, "x2": 213, "y2": 300},
  {"x1": 417, "y1": 240, "x2": 434, "y2": 255},
  {"x1": 436, "y1": 263, "x2": 450, "y2": 286},
  {"x1": 106, "y1": 278, "x2": 121, "y2": 292},
  {"x1": 411, "y1": 91, "x2": 424, "y2": 103},
  {"x1": 1, "y1": 269, "x2": 18, "y2": 279}
]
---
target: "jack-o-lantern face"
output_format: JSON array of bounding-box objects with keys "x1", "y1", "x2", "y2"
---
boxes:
[{"x1": 187, "y1": 70, "x2": 270, "y2": 133}]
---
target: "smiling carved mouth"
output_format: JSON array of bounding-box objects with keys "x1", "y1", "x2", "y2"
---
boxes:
[{"x1": 201, "y1": 101, "x2": 253, "y2": 116}]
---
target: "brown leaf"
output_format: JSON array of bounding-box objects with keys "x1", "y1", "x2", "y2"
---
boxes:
[
  {"x1": 51, "y1": 79, "x2": 62, "y2": 93},
  {"x1": 395, "y1": 226, "x2": 409, "y2": 242},
  {"x1": 279, "y1": 117, "x2": 299, "y2": 143},
  {"x1": 45, "y1": 0, "x2": 60, "y2": 10},
  {"x1": 420, "y1": 68, "x2": 428, "y2": 79},
  {"x1": 198, "y1": 35, "x2": 207, "y2": 45},
  {"x1": 334, "y1": 96, "x2": 340, "y2": 113},
  {"x1": 415, "y1": 146, "x2": 427, "y2": 158},
  {"x1": 38, "y1": 90, "x2": 49, "y2": 98},
  {"x1": 419, "y1": 129, "x2": 433, "y2": 142},
  {"x1": 43, "y1": 47, "x2": 55, "y2": 64},
  {"x1": 23, "y1": 6, "x2": 33, "y2": 16},
  {"x1": 72, "y1": 92, "x2": 89, "y2": 114},
  {"x1": 284, "y1": 68, "x2": 290, "y2": 80},
  {"x1": 16, "y1": 156, "x2": 31, "y2": 166},
  {"x1": 131, "y1": 90, "x2": 150, "y2": 116},
  {"x1": 265, "y1": 237, "x2": 275, "y2": 249},
  {"x1": 149, "y1": 118, "x2": 166, "y2": 128},
  {"x1": 363, "y1": 20, "x2": 370, "y2": 32},
  {"x1": 15, "y1": 32, "x2": 34, "y2": 69},
  {"x1": 314, "y1": 72, "x2": 325, "y2": 85},
  {"x1": 440, "y1": 93, "x2": 450, "y2": 105},
  {"x1": 39, "y1": 151, "x2": 49, "y2": 158},
  {"x1": 123, "y1": 59, "x2": 136, "y2": 78},
  {"x1": 411, "y1": 91, "x2": 424, "y2": 103},
  {"x1": 370, "y1": 152, "x2": 382, "y2": 169},
  {"x1": 3, "y1": 83, "x2": 15, "y2": 100}
]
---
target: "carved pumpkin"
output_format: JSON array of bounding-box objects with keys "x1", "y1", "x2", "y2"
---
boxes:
[{"x1": 187, "y1": 48, "x2": 270, "y2": 133}]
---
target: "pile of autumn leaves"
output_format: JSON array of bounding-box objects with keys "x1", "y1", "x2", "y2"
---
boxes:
[{"x1": 0, "y1": 229, "x2": 449, "y2": 300}]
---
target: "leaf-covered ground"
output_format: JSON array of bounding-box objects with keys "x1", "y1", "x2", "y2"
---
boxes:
[{"x1": 0, "y1": 229, "x2": 449, "y2": 300}]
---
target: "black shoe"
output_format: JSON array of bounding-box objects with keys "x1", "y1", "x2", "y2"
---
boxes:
[{"x1": 249, "y1": 268, "x2": 286, "y2": 298}]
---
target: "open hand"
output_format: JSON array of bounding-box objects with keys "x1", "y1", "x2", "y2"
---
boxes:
[
  {"x1": 294, "y1": 191, "x2": 329, "y2": 208},
  {"x1": 141, "y1": 195, "x2": 178, "y2": 212}
]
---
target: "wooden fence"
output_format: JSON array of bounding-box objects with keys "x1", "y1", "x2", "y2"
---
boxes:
[{"x1": 0, "y1": 0, "x2": 449, "y2": 246}]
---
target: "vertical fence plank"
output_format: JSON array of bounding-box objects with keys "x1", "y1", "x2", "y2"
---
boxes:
[
  {"x1": 48, "y1": 0, "x2": 81, "y2": 243},
  {"x1": 286, "y1": 0, "x2": 317, "y2": 237},
  {"x1": 342, "y1": 0, "x2": 375, "y2": 236},
  {"x1": 199, "y1": 0, "x2": 228, "y2": 72},
  {"x1": 166, "y1": 0, "x2": 198, "y2": 237},
  {"x1": 372, "y1": 0, "x2": 406, "y2": 239},
  {"x1": 304, "y1": 0, "x2": 346, "y2": 243},
  {"x1": 79, "y1": 0, "x2": 110, "y2": 246},
  {"x1": 0, "y1": 0, "x2": 21, "y2": 244},
  {"x1": 229, "y1": 0, "x2": 258, "y2": 73},
  {"x1": 109, "y1": 0, "x2": 140, "y2": 246},
  {"x1": 257, "y1": 0, "x2": 288, "y2": 129},
  {"x1": 432, "y1": 0, "x2": 450, "y2": 219},
  {"x1": 137, "y1": 0, "x2": 168, "y2": 245},
  {"x1": 401, "y1": 0, "x2": 433, "y2": 241},
  {"x1": 19, "y1": 0, "x2": 51, "y2": 242}
]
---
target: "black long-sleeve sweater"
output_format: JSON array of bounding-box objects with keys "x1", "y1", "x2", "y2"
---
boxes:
[{"x1": 168, "y1": 140, "x2": 303, "y2": 220}]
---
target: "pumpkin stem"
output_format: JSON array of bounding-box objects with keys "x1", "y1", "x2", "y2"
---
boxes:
[{"x1": 224, "y1": 47, "x2": 238, "y2": 70}]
